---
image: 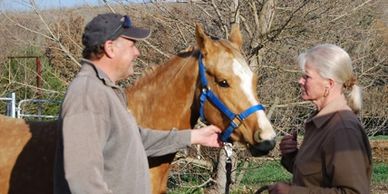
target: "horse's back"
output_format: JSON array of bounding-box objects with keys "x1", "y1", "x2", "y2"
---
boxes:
[{"x1": 0, "y1": 115, "x2": 58, "y2": 194}]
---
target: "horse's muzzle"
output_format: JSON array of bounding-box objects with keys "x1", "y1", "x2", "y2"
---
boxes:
[{"x1": 249, "y1": 139, "x2": 276, "y2": 157}]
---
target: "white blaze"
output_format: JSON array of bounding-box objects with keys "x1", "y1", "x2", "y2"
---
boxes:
[{"x1": 232, "y1": 58, "x2": 276, "y2": 140}]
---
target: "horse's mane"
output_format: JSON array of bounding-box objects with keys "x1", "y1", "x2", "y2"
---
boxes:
[
  {"x1": 129, "y1": 47, "x2": 199, "y2": 91},
  {"x1": 143, "y1": 46, "x2": 197, "y2": 75}
]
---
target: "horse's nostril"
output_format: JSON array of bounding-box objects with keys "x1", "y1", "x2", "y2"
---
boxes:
[
  {"x1": 262, "y1": 139, "x2": 276, "y2": 150},
  {"x1": 249, "y1": 139, "x2": 276, "y2": 157},
  {"x1": 254, "y1": 130, "x2": 261, "y2": 143}
]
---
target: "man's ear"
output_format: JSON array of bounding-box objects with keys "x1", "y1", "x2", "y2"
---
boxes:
[{"x1": 104, "y1": 40, "x2": 115, "y2": 58}]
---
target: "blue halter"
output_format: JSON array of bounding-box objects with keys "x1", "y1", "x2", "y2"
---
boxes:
[{"x1": 198, "y1": 53, "x2": 265, "y2": 142}]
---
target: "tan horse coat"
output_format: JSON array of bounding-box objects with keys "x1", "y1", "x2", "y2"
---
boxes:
[
  {"x1": 125, "y1": 24, "x2": 276, "y2": 194},
  {"x1": 0, "y1": 116, "x2": 57, "y2": 194}
]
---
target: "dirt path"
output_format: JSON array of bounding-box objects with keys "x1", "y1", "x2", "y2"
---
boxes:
[
  {"x1": 372, "y1": 184, "x2": 388, "y2": 194},
  {"x1": 370, "y1": 139, "x2": 388, "y2": 193},
  {"x1": 370, "y1": 140, "x2": 388, "y2": 163}
]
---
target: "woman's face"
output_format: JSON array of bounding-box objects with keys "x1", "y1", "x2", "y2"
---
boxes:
[{"x1": 298, "y1": 63, "x2": 329, "y2": 105}]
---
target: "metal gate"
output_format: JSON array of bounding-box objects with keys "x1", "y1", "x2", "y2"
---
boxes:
[
  {"x1": 0, "y1": 92, "x2": 16, "y2": 118},
  {"x1": 0, "y1": 93, "x2": 60, "y2": 120}
]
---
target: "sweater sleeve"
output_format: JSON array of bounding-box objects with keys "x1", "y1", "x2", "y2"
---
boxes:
[
  {"x1": 281, "y1": 151, "x2": 298, "y2": 173},
  {"x1": 139, "y1": 127, "x2": 191, "y2": 157}
]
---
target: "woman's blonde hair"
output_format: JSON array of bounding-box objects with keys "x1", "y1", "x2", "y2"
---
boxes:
[{"x1": 298, "y1": 44, "x2": 362, "y2": 113}]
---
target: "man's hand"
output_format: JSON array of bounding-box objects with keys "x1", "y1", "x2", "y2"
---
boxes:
[{"x1": 191, "y1": 125, "x2": 222, "y2": 147}]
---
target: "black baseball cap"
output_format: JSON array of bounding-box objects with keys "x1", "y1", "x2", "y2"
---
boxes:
[{"x1": 82, "y1": 13, "x2": 151, "y2": 47}]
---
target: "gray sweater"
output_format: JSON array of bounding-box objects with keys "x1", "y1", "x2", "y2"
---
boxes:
[{"x1": 54, "y1": 60, "x2": 191, "y2": 194}]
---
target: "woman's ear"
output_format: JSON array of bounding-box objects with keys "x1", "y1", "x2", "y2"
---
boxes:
[
  {"x1": 327, "y1": 79, "x2": 335, "y2": 89},
  {"x1": 324, "y1": 79, "x2": 336, "y2": 97}
]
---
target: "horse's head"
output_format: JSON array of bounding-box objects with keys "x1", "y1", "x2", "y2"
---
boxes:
[{"x1": 194, "y1": 23, "x2": 276, "y2": 156}]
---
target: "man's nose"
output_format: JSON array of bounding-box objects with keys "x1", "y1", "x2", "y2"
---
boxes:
[
  {"x1": 134, "y1": 46, "x2": 140, "y2": 57},
  {"x1": 298, "y1": 77, "x2": 304, "y2": 85}
]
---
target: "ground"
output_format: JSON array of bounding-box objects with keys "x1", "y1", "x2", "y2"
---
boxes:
[{"x1": 370, "y1": 140, "x2": 388, "y2": 163}]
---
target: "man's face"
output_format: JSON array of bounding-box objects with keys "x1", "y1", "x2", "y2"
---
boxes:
[{"x1": 112, "y1": 36, "x2": 140, "y2": 80}]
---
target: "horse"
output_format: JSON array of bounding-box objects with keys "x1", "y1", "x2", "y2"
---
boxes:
[
  {"x1": 127, "y1": 23, "x2": 276, "y2": 193},
  {"x1": 0, "y1": 23, "x2": 276, "y2": 194}
]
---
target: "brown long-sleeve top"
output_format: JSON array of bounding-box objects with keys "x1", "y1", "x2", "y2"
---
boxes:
[
  {"x1": 281, "y1": 96, "x2": 372, "y2": 194},
  {"x1": 54, "y1": 60, "x2": 191, "y2": 194}
]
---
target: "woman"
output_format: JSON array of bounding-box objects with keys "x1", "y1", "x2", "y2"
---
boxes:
[{"x1": 269, "y1": 44, "x2": 372, "y2": 194}]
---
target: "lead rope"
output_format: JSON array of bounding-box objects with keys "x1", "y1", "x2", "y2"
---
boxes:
[
  {"x1": 224, "y1": 143, "x2": 269, "y2": 194},
  {"x1": 223, "y1": 142, "x2": 233, "y2": 194},
  {"x1": 194, "y1": 119, "x2": 235, "y2": 193}
]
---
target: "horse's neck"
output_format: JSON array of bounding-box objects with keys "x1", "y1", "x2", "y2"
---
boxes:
[{"x1": 125, "y1": 52, "x2": 199, "y2": 130}]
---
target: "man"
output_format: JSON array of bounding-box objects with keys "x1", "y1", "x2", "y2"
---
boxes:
[{"x1": 54, "y1": 13, "x2": 222, "y2": 194}]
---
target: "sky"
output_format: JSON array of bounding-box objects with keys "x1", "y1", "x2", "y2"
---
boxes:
[
  {"x1": 0, "y1": 0, "x2": 146, "y2": 11},
  {"x1": 0, "y1": 0, "x2": 99, "y2": 11}
]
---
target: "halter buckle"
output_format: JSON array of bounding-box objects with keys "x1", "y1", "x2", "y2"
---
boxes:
[{"x1": 230, "y1": 115, "x2": 243, "y2": 128}]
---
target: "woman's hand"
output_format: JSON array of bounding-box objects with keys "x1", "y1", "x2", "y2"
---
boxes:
[
  {"x1": 279, "y1": 131, "x2": 298, "y2": 155},
  {"x1": 268, "y1": 182, "x2": 291, "y2": 194}
]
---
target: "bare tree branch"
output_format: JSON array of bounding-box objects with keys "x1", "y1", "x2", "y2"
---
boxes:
[
  {"x1": 331, "y1": 0, "x2": 373, "y2": 22},
  {"x1": 29, "y1": 0, "x2": 81, "y2": 67}
]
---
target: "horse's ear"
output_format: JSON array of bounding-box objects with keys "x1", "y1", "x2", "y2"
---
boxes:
[
  {"x1": 229, "y1": 23, "x2": 243, "y2": 50},
  {"x1": 195, "y1": 23, "x2": 213, "y2": 56}
]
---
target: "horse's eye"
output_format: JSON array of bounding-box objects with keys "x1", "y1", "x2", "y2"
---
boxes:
[{"x1": 218, "y1": 80, "x2": 229, "y2": 88}]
